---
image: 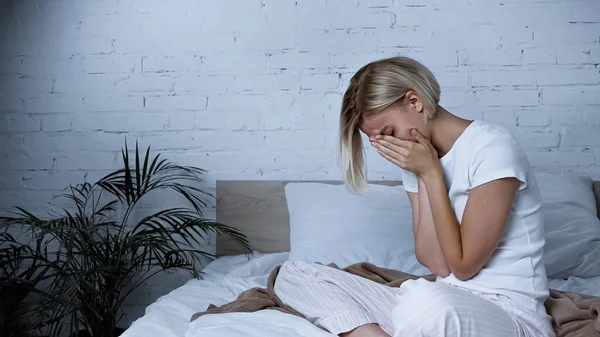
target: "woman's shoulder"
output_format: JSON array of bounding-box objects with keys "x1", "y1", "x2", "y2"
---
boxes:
[
  {"x1": 467, "y1": 120, "x2": 525, "y2": 159},
  {"x1": 464, "y1": 120, "x2": 532, "y2": 190}
]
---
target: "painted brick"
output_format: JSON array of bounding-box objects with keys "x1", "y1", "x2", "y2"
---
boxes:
[
  {"x1": 73, "y1": 112, "x2": 166, "y2": 132},
  {"x1": 298, "y1": 31, "x2": 380, "y2": 53},
  {"x1": 54, "y1": 153, "x2": 120, "y2": 170},
  {"x1": 563, "y1": 127, "x2": 600, "y2": 146},
  {"x1": 536, "y1": 67, "x2": 600, "y2": 86},
  {"x1": 439, "y1": 91, "x2": 471, "y2": 108},
  {"x1": 358, "y1": 0, "x2": 393, "y2": 8},
  {"x1": 263, "y1": 130, "x2": 328, "y2": 150},
  {"x1": 550, "y1": 109, "x2": 584, "y2": 126},
  {"x1": 534, "y1": 27, "x2": 600, "y2": 45},
  {"x1": 208, "y1": 94, "x2": 295, "y2": 111},
  {"x1": 22, "y1": 171, "x2": 87, "y2": 190},
  {"x1": 21, "y1": 133, "x2": 83, "y2": 153},
  {"x1": 136, "y1": 131, "x2": 264, "y2": 152},
  {"x1": 261, "y1": 112, "x2": 293, "y2": 130},
  {"x1": 53, "y1": 75, "x2": 121, "y2": 94},
  {"x1": 82, "y1": 55, "x2": 139, "y2": 74},
  {"x1": 471, "y1": 70, "x2": 536, "y2": 87},
  {"x1": 83, "y1": 95, "x2": 143, "y2": 112},
  {"x1": 591, "y1": 48, "x2": 600, "y2": 63},
  {"x1": 483, "y1": 110, "x2": 517, "y2": 128},
  {"x1": 268, "y1": 52, "x2": 330, "y2": 70},
  {"x1": 0, "y1": 57, "x2": 23, "y2": 74},
  {"x1": 0, "y1": 172, "x2": 23, "y2": 190},
  {"x1": 529, "y1": 150, "x2": 596, "y2": 166},
  {"x1": 435, "y1": 71, "x2": 469, "y2": 88},
  {"x1": 297, "y1": 12, "x2": 394, "y2": 30},
  {"x1": 376, "y1": 28, "x2": 432, "y2": 49},
  {"x1": 80, "y1": 132, "x2": 133, "y2": 152},
  {"x1": 0, "y1": 96, "x2": 23, "y2": 112},
  {"x1": 236, "y1": 30, "x2": 297, "y2": 51},
  {"x1": 522, "y1": 49, "x2": 556, "y2": 65},
  {"x1": 144, "y1": 95, "x2": 207, "y2": 111},
  {"x1": 174, "y1": 75, "x2": 236, "y2": 93},
  {"x1": 21, "y1": 57, "x2": 83, "y2": 75},
  {"x1": 476, "y1": 89, "x2": 539, "y2": 107},
  {"x1": 41, "y1": 114, "x2": 72, "y2": 132},
  {"x1": 583, "y1": 108, "x2": 600, "y2": 125},
  {"x1": 202, "y1": 52, "x2": 267, "y2": 71},
  {"x1": 0, "y1": 190, "x2": 58, "y2": 210},
  {"x1": 227, "y1": 112, "x2": 261, "y2": 131},
  {"x1": 1, "y1": 153, "x2": 55, "y2": 171},
  {"x1": 542, "y1": 87, "x2": 600, "y2": 106},
  {"x1": 300, "y1": 73, "x2": 339, "y2": 91},
  {"x1": 393, "y1": 7, "x2": 429, "y2": 27},
  {"x1": 166, "y1": 112, "x2": 196, "y2": 131},
  {"x1": 296, "y1": 0, "x2": 327, "y2": 11},
  {"x1": 46, "y1": 37, "x2": 113, "y2": 57},
  {"x1": 0, "y1": 134, "x2": 22, "y2": 155},
  {"x1": 331, "y1": 52, "x2": 389, "y2": 70},
  {"x1": 407, "y1": 50, "x2": 460, "y2": 68},
  {"x1": 516, "y1": 110, "x2": 551, "y2": 127},
  {"x1": 24, "y1": 96, "x2": 84, "y2": 114},
  {"x1": 195, "y1": 111, "x2": 227, "y2": 130},
  {"x1": 459, "y1": 49, "x2": 522, "y2": 66},
  {"x1": 114, "y1": 76, "x2": 175, "y2": 93},
  {"x1": 557, "y1": 49, "x2": 592, "y2": 65},
  {"x1": 142, "y1": 56, "x2": 200, "y2": 74},
  {"x1": 0, "y1": 76, "x2": 53, "y2": 96},
  {"x1": 512, "y1": 130, "x2": 560, "y2": 148},
  {"x1": 0, "y1": 113, "x2": 41, "y2": 132},
  {"x1": 233, "y1": 72, "x2": 300, "y2": 92}
]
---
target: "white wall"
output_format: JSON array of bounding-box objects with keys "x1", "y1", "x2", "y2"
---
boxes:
[{"x1": 1, "y1": 0, "x2": 599, "y2": 327}]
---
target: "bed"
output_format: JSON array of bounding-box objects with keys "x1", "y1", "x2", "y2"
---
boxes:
[{"x1": 121, "y1": 174, "x2": 600, "y2": 337}]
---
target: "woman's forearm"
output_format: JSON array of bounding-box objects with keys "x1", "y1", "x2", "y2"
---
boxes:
[
  {"x1": 421, "y1": 169, "x2": 466, "y2": 278},
  {"x1": 415, "y1": 176, "x2": 450, "y2": 277}
]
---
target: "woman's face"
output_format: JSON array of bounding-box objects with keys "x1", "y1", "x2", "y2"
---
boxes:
[{"x1": 359, "y1": 94, "x2": 428, "y2": 142}]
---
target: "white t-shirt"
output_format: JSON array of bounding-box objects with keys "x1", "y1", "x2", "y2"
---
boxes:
[{"x1": 401, "y1": 119, "x2": 550, "y2": 315}]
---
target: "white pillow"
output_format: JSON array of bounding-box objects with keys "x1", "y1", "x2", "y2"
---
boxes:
[
  {"x1": 536, "y1": 172, "x2": 597, "y2": 215},
  {"x1": 284, "y1": 182, "x2": 429, "y2": 275},
  {"x1": 535, "y1": 173, "x2": 600, "y2": 278}
]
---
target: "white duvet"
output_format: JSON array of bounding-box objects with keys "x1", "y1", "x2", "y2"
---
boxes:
[{"x1": 121, "y1": 252, "x2": 600, "y2": 337}]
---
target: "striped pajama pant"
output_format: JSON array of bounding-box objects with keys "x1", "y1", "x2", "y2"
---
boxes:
[{"x1": 273, "y1": 261, "x2": 555, "y2": 337}]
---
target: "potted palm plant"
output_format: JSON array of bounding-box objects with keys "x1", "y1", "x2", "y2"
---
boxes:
[
  {"x1": 0, "y1": 140, "x2": 249, "y2": 337},
  {"x1": 0, "y1": 232, "x2": 60, "y2": 337}
]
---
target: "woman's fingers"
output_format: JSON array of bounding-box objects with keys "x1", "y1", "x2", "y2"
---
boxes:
[
  {"x1": 373, "y1": 135, "x2": 414, "y2": 149},
  {"x1": 410, "y1": 129, "x2": 436, "y2": 152},
  {"x1": 375, "y1": 142, "x2": 408, "y2": 168},
  {"x1": 379, "y1": 149, "x2": 404, "y2": 168},
  {"x1": 371, "y1": 136, "x2": 412, "y2": 158},
  {"x1": 374, "y1": 141, "x2": 399, "y2": 159}
]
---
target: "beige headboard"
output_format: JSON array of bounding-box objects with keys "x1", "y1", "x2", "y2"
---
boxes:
[{"x1": 215, "y1": 180, "x2": 600, "y2": 256}]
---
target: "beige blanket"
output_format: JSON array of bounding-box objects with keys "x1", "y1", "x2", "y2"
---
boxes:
[{"x1": 191, "y1": 262, "x2": 600, "y2": 337}]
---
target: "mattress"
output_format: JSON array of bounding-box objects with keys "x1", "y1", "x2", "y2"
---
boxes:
[{"x1": 121, "y1": 252, "x2": 600, "y2": 337}]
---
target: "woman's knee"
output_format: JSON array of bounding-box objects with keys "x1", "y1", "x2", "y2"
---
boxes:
[
  {"x1": 279, "y1": 260, "x2": 312, "y2": 278},
  {"x1": 392, "y1": 281, "x2": 463, "y2": 332}
]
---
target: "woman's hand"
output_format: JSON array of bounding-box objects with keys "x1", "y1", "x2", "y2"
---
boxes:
[{"x1": 370, "y1": 129, "x2": 441, "y2": 179}]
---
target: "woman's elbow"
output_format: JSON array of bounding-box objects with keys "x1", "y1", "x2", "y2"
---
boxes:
[
  {"x1": 449, "y1": 263, "x2": 480, "y2": 281},
  {"x1": 416, "y1": 251, "x2": 451, "y2": 277},
  {"x1": 431, "y1": 264, "x2": 451, "y2": 277}
]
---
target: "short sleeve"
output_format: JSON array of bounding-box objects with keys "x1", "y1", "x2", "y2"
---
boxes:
[
  {"x1": 470, "y1": 134, "x2": 528, "y2": 190},
  {"x1": 400, "y1": 168, "x2": 419, "y2": 193}
]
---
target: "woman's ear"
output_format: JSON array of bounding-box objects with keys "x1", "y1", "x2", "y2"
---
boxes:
[{"x1": 405, "y1": 90, "x2": 423, "y2": 113}]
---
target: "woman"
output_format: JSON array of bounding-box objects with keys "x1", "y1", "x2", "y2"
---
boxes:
[{"x1": 273, "y1": 56, "x2": 556, "y2": 337}]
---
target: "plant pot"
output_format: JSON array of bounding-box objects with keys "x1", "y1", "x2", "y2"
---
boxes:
[{"x1": 69, "y1": 327, "x2": 126, "y2": 337}]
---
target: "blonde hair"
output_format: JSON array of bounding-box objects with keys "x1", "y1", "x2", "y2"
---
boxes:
[{"x1": 339, "y1": 56, "x2": 441, "y2": 193}]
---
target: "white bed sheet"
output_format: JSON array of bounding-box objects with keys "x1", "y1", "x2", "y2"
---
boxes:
[{"x1": 122, "y1": 252, "x2": 600, "y2": 337}]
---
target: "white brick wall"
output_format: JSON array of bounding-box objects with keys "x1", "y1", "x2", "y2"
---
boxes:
[{"x1": 1, "y1": 0, "x2": 599, "y2": 328}]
